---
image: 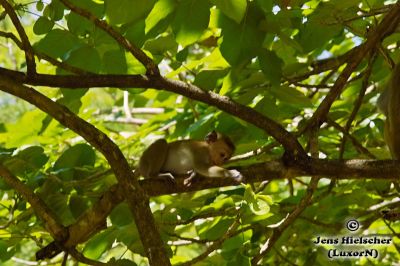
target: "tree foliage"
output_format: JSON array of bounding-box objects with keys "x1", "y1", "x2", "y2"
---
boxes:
[{"x1": 0, "y1": 0, "x2": 399, "y2": 265}]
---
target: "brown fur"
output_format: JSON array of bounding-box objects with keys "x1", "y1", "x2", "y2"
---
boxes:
[
  {"x1": 138, "y1": 131, "x2": 242, "y2": 183},
  {"x1": 378, "y1": 64, "x2": 400, "y2": 159}
]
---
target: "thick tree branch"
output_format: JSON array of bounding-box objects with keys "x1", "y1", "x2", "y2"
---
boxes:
[
  {"x1": 305, "y1": 3, "x2": 400, "y2": 131},
  {"x1": 0, "y1": 67, "x2": 307, "y2": 158},
  {"x1": 0, "y1": 78, "x2": 171, "y2": 265},
  {"x1": 0, "y1": 0, "x2": 36, "y2": 76},
  {"x1": 152, "y1": 76, "x2": 307, "y2": 158},
  {"x1": 0, "y1": 164, "x2": 67, "y2": 242},
  {"x1": 253, "y1": 124, "x2": 321, "y2": 265},
  {"x1": 37, "y1": 157, "x2": 400, "y2": 260},
  {"x1": 0, "y1": 46, "x2": 305, "y2": 160},
  {"x1": 59, "y1": 0, "x2": 159, "y2": 75}
]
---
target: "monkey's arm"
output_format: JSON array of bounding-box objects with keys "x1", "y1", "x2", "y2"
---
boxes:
[{"x1": 193, "y1": 163, "x2": 243, "y2": 181}]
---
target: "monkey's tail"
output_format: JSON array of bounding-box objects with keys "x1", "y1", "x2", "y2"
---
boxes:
[{"x1": 387, "y1": 64, "x2": 400, "y2": 159}]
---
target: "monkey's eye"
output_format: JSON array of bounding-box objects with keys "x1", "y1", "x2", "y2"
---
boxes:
[{"x1": 220, "y1": 152, "x2": 227, "y2": 160}]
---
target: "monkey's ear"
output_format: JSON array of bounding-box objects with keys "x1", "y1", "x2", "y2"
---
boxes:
[{"x1": 205, "y1": 130, "x2": 218, "y2": 143}]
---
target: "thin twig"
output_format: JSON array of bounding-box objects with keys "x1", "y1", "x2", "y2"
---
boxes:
[
  {"x1": 0, "y1": 0, "x2": 36, "y2": 76},
  {"x1": 68, "y1": 248, "x2": 109, "y2": 266},
  {"x1": 327, "y1": 118, "x2": 376, "y2": 159},
  {"x1": 304, "y1": 4, "x2": 400, "y2": 132},
  {"x1": 339, "y1": 51, "x2": 377, "y2": 159},
  {"x1": 0, "y1": 30, "x2": 90, "y2": 75},
  {"x1": 0, "y1": 164, "x2": 67, "y2": 241},
  {"x1": 178, "y1": 219, "x2": 241, "y2": 266}
]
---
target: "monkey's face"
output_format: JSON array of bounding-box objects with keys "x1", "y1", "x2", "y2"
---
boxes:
[{"x1": 209, "y1": 140, "x2": 233, "y2": 166}]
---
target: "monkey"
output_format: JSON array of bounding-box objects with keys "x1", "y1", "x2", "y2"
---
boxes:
[
  {"x1": 137, "y1": 131, "x2": 243, "y2": 185},
  {"x1": 378, "y1": 64, "x2": 400, "y2": 159}
]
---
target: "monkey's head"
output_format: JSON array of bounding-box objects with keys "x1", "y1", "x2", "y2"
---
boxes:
[{"x1": 205, "y1": 131, "x2": 235, "y2": 166}]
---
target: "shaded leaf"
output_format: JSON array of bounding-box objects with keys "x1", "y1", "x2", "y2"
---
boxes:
[
  {"x1": 34, "y1": 29, "x2": 83, "y2": 58},
  {"x1": 33, "y1": 17, "x2": 54, "y2": 35},
  {"x1": 259, "y1": 50, "x2": 283, "y2": 86}
]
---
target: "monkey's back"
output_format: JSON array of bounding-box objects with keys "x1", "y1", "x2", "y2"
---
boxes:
[{"x1": 161, "y1": 140, "x2": 209, "y2": 174}]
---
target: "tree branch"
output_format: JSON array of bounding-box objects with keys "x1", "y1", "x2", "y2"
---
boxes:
[
  {"x1": 0, "y1": 67, "x2": 307, "y2": 158},
  {"x1": 59, "y1": 0, "x2": 159, "y2": 75},
  {"x1": 0, "y1": 0, "x2": 36, "y2": 76},
  {"x1": 36, "y1": 157, "x2": 400, "y2": 260},
  {"x1": 0, "y1": 78, "x2": 170, "y2": 265},
  {"x1": 0, "y1": 30, "x2": 90, "y2": 75},
  {"x1": 339, "y1": 52, "x2": 376, "y2": 159},
  {"x1": 178, "y1": 219, "x2": 240, "y2": 266},
  {"x1": 304, "y1": 2, "x2": 400, "y2": 131},
  {"x1": 0, "y1": 164, "x2": 67, "y2": 242}
]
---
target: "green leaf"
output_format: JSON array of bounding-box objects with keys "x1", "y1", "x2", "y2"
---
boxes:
[
  {"x1": 125, "y1": 20, "x2": 146, "y2": 48},
  {"x1": 250, "y1": 195, "x2": 271, "y2": 216},
  {"x1": 244, "y1": 185, "x2": 271, "y2": 216},
  {"x1": 172, "y1": 0, "x2": 211, "y2": 46},
  {"x1": 199, "y1": 196, "x2": 235, "y2": 214},
  {"x1": 103, "y1": 49, "x2": 127, "y2": 74},
  {"x1": 54, "y1": 144, "x2": 95, "y2": 170},
  {"x1": 65, "y1": 46, "x2": 102, "y2": 73},
  {"x1": 43, "y1": 1, "x2": 64, "y2": 21},
  {"x1": 0, "y1": 240, "x2": 13, "y2": 262},
  {"x1": 110, "y1": 203, "x2": 134, "y2": 227},
  {"x1": 145, "y1": 0, "x2": 176, "y2": 33},
  {"x1": 92, "y1": 28, "x2": 120, "y2": 51},
  {"x1": 46, "y1": 193, "x2": 75, "y2": 224},
  {"x1": 144, "y1": 35, "x2": 178, "y2": 56},
  {"x1": 108, "y1": 259, "x2": 138, "y2": 266},
  {"x1": 227, "y1": 252, "x2": 251, "y2": 266},
  {"x1": 297, "y1": 20, "x2": 342, "y2": 53},
  {"x1": 53, "y1": 143, "x2": 96, "y2": 180},
  {"x1": 105, "y1": 0, "x2": 155, "y2": 25},
  {"x1": 256, "y1": 0, "x2": 273, "y2": 13},
  {"x1": 69, "y1": 195, "x2": 90, "y2": 219},
  {"x1": 259, "y1": 50, "x2": 283, "y2": 86},
  {"x1": 34, "y1": 29, "x2": 83, "y2": 58},
  {"x1": 84, "y1": 229, "x2": 116, "y2": 259},
  {"x1": 211, "y1": 0, "x2": 247, "y2": 24},
  {"x1": 5, "y1": 146, "x2": 48, "y2": 176},
  {"x1": 36, "y1": 1, "x2": 44, "y2": 11},
  {"x1": 115, "y1": 224, "x2": 142, "y2": 253},
  {"x1": 270, "y1": 85, "x2": 313, "y2": 107},
  {"x1": 57, "y1": 88, "x2": 87, "y2": 113},
  {"x1": 197, "y1": 217, "x2": 234, "y2": 240},
  {"x1": 193, "y1": 69, "x2": 228, "y2": 90},
  {"x1": 67, "y1": 12, "x2": 93, "y2": 36},
  {"x1": 218, "y1": 5, "x2": 265, "y2": 65},
  {"x1": 69, "y1": 0, "x2": 104, "y2": 17},
  {"x1": 33, "y1": 17, "x2": 54, "y2": 35}
]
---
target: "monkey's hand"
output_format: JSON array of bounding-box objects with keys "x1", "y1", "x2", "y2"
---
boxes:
[
  {"x1": 183, "y1": 170, "x2": 197, "y2": 187},
  {"x1": 227, "y1": 169, "x2": 244, "y2": 182}
]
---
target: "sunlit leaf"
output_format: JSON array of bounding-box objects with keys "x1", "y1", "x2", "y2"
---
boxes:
[{"x1": 172, "y1": 0, "x2": 211, "y2": 46}]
